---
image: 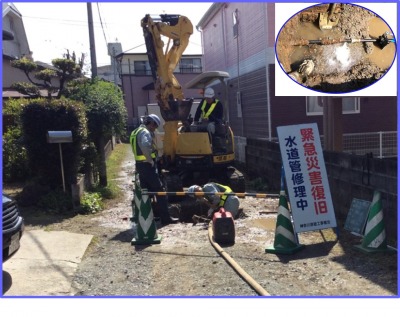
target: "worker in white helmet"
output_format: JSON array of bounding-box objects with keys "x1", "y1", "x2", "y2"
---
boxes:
[
  {"x1": 191, "y1": 87, "x2": 223, "y2": 135},
  {"x1": 130, "y1": 114, "x2": 179, "y2": 225},
  {"x1": 187, "y1": 183, "x2": 240, "y2": 219}
]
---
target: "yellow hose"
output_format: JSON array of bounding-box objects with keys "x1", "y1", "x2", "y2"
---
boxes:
[{"x1": 207, "y1": 222, "x2": 270, "y2": 296}]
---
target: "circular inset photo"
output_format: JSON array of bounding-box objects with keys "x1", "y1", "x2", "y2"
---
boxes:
[{"x1": 276, "y1": 3, "x2": 396, "y2": 93}]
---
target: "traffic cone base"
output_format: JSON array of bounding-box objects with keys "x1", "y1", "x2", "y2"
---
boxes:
[
  {"x1": 265, "y1": 193, "x2": 305, "y2": 255},
  {"x1": 265, "y1": 244, "x2": 305, "y2": 255},
  {"x1": 353, "y1": 244, "x2": 396, "y2": 254},
  {"x1": 131, "y1": 235, "x2": 162, "y2": 245}
]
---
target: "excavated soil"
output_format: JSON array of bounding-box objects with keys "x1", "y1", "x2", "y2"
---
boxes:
[
  {"x1": 16, "y1": 146, "x2": 397, "y2": 297},
  {"x1": 276, "y1": 4, "x2": 393, "y2": 93}
]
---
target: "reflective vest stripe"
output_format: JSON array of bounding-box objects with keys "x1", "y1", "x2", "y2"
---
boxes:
[
  {"x1": 215, "y1": 183, "x2": 233, "y2": 207},
  {"x1": 201, "y1": 99, "x2": 219, "y2": 119},
  {"x1": 130, "y1": 127, "x2": 156, "y2": 161}
]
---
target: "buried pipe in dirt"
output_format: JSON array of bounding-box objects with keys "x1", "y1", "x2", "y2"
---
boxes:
[
  {"x1": 207, "y1": 222, "x2": 270, "y2": 296},
  {"x1": 289, "y1": 32, "x2": 394, "y2": 49}
]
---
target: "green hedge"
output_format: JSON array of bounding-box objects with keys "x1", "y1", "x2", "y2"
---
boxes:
[
  {"x1": 3, "y1": 98, "x2": 30, "y2": 181},
  {"x1": 20, "y1": 99, "x2": 87, "y2": 189}
]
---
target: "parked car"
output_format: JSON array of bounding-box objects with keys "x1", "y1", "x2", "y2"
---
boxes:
[{"x1": 2, "y1": 193, "x2": 24, "y2": 262}]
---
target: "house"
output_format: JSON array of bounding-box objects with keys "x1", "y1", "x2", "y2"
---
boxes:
[
  {"x1": 116, "y1": 52, "x2": 204, "y2": 130},
  {"x1": 2, "y1": 3, "x2": 73, "y2": 99},
  {"x1": 2, "y1": 2, "x2": 32, "y2": 88},
  {"x1": 196, "y1": 3, "x2": 397, "y2": 153}
]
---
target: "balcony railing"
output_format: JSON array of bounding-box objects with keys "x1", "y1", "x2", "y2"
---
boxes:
[
  {"x1": 134, "y1": 70, "x2": 153, "y2": 76},
  {"x1": 133, "y1": 67, "x2": 202, "y2": 76},
  {"x1": 175, "y1": 66, "x2": 202, "y2": 74}
]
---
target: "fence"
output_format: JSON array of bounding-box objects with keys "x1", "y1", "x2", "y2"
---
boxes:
[
  {"x1": 342, "y1": 131, "x2": 397, "y2": 158},
  {"x1": 237, "y1": 131, "x2": 397, "y2": 162}
]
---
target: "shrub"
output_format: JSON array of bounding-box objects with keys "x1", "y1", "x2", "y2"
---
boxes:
[
  {"x1": 2, "y1": 99, "x2": 31, "y2": 182},
  {"x1": 19, "y1": 98, "x2": 87, "y2": 188},
  {"x1": 3, "y1": 128, "x2": 30, "y2": 182},
  {"x1": 38, "y1": 190, "x2": 73, "y2": 214},
  {"x1": 80, "y1": 192, "x2": 103, "y2": 214},
  {"x1": 16, "y1": 184, "x2": 51, "y2": 207}
]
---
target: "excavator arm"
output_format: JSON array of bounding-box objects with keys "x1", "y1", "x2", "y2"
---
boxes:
[
  {"x1": 141, "y1": 14, "x2": 193, "y2": 122},
  {"x1": 141, "y1": 14, "x2": 194, "y2": 164}
]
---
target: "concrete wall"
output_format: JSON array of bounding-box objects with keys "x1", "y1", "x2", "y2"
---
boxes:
[{"x1": 245, "y1": 138, "x2": 398, "y2": 241}]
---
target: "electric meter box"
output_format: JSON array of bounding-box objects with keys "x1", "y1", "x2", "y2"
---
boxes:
[{"x1": 47, "y1": 131, "x2": 73, "y2": 143}]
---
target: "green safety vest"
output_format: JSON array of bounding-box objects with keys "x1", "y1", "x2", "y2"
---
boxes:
[
  {"x1": 201, "y1": 99, "x2": 219, "y2": 119},
  {"x1": 130, "y1": 127, "x2": 157, "y2": 162},
  {"x1": 215, "y1": 183, "x2": 233, "y2": 208}
]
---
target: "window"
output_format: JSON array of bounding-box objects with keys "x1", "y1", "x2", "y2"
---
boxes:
[
  {"x1": 9, "y1": 18, "x2": 14, "y2": 31},
  {"x1": 134, "y1": 61, "x2": 151, "y2": 76},
  {"x1": 306, "y1": 97, "x2": 360, "y2": 116},
  {"x1": 233, "y1": 12, "x2": 238, "y2": 38},
  {"x1": 177, "y1": 58, "x2": 202, "y2": 74}
]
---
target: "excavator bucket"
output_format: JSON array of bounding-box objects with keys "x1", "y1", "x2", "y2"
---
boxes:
[
  {"x1": 319, "y1": 4, "x2": 340, "y2": 30},
  {"x1": 159, "y1": 98, "x2": 193, "y2": 122}
]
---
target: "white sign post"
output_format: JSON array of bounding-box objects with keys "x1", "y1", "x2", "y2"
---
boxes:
[{"x1": 277, "y1": 123, "x2": 337, "y2": 235}]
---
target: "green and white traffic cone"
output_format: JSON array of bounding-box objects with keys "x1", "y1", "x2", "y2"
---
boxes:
[
  {"x1": 131, "y1": 188, "x2": 162, "y2": 245},
  {"x1": 354, "y1": 191, "x2": 396, "y2": 254},
  {"x1": 130, "y1": 173, "x2": 140, "y2": 224},
  {"x1": 265, "y1": 193, "x2": 305, "y2": 254}
]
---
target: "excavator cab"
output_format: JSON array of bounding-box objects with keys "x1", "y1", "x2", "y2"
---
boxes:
[{"x1": 174, "y1": 71, "x2": 244, "y2": 192}]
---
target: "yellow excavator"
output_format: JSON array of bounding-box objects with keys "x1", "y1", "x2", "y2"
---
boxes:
[{"x1": 141, "y1": 14, "x2": 245, "y2": 195}]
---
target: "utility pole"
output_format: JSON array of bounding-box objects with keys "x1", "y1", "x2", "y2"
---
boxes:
[{"x1": 87, "y1": 3, "x2": 97, "y2": 79}]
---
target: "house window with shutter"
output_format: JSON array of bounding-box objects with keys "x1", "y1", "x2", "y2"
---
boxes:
[{"x1": 306, "y1": 97, "x2": 360, "y2": 116}]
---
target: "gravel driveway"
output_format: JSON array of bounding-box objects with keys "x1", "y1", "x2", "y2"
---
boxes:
[{"x1": 19, "y1": 146, "x2": 397, "y2": 297}]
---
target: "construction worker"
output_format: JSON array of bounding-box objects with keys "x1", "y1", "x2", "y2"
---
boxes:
[
  {"x1": 130, "y1": 114, "x2": 179, "y2": 225},
  {"x1": 191, "y1": 87, "x2": 223, "y2": 135},
  {"x1": 187, "y1": 182, "x2": 240, "y2": 219}
]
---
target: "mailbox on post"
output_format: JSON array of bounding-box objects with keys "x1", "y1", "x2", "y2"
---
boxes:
[
  {"x1": 47, "y1": 131, "x2": 73, "y2": 192},
  {"x1": 47, "y1": 131, "x2": 73, "y2": 143}
]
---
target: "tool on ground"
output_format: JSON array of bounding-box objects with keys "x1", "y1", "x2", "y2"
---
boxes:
[
  {"x1": 192, "y1": 214, "x2": 210, "y2": 224},
  {"x1": 290, "y1": 32, "x2": 395, "y2": 50},
  {"x1": 319, "y1": 3, "x2": 341, "y2": 30},
  {"x1": 212, "y1": 208, "x2": 235, "y2": 244}
]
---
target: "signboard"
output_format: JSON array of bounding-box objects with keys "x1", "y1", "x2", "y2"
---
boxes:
[
  {"x1": 344, "y1": 199, "x2": 371, "y2": 234},
  {"x1": 277, "y1": 123, "x2": 337, "y2": 233}
]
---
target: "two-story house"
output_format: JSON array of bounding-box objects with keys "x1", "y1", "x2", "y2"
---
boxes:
[
  {"x1": 116, "y1": 52, "x2": 204, "y2": 131},
  {"x1": 2, "y1": 2, "x2": 32, "y2": 89}
]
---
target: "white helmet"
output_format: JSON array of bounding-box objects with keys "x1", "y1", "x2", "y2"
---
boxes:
[
  {"x1": 204, "y1": 87, "x2": 215, "y2": 98},
  {"x1": 147, "y1": 114, "x2": 161, "y2": 127}
]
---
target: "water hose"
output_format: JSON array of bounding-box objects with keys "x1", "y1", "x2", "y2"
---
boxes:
[{"x1": 207, "y1": 222, "x2": 270, "y2": 296}]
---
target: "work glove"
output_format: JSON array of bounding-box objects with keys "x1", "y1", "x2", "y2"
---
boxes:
[
  {"x1": 149, "y1": 161, "x2": 154, "y2": 167},
  {"x1": 207, "y1": 208, "x2": 214, "y2": 218}
]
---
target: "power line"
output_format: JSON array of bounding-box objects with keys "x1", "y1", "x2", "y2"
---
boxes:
[
  {"x1": 96, "y1": 2, "x2": 109, "y2": 49},
  {"x1": 22, "y1": 15, "x2": 116, "y2": 25},
  {"x1": 98, "y1": 3, "x2": 112, "y2": 44}
]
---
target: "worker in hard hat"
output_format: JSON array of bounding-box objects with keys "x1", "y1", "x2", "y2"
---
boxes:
[
  {"x1": 191, "y1": 87, "x2": 223, "y2": 135},
  {"x1": 130, "y1": 114, "x2": 179, "y2": 225},
  {"x1": 187, "y1": 183, "x2": 240, "y2": 219}
]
